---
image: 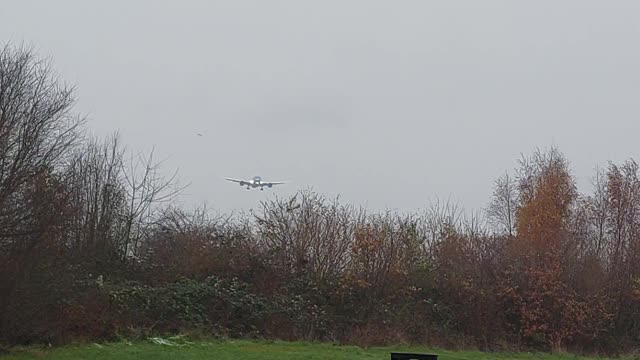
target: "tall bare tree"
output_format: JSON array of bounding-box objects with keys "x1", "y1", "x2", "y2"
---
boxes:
[
  {"x1": 487, "y1": 172, "x2": 518, "y2": 237},
  {"x1": 0, "y1": 44, "x2": 82, "y2": 340},
  {"x1": 65, "y1": 133, "x2": 126, "y2": 261},
  {"x1": 121, "y1": 146, "x2": 186, "y2": 259},
  {"x1": 0, "y1": 44, "x2": 82, "y2": 240},
  {"x1": 65, "y1": 132, "x2": 186, "y2": 263}
]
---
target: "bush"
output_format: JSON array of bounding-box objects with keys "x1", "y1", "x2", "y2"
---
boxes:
[{"x1": 107, "y1": 276, "x2": 268, "y2": 337}]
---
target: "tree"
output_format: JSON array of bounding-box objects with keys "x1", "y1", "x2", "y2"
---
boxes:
[
  {"x1": 65, "y1": 132, "x2": 186, "y2": 264},
  {"x1": 515, "y1": 147, "x2": 577, "y2": 253},
  {"x1": 500, "y1": 147, "x2": 586, "y2": 351},
  {"x1": 255, "y1": 190, "x2": 359, "y2": 281},
  {"x1": 0, "y1": 44, "x2": 82, "y2": 343},
  {"x1": 604, "y1": 159, "x2": 640, "y2": 332},
  {"x1": 487, "y1": 172, "x2": 518, "y2": 237},
  {"x1": 64, "y1": 133, "x2": 127, "y2": 263},
  {"x1": 0, "y1": 44, "x2": 82, "y2": 240}
]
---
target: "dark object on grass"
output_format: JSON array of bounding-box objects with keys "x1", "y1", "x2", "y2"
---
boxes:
[{"x1": 390, "y1": 352, "x2": 438, "y2": 360}]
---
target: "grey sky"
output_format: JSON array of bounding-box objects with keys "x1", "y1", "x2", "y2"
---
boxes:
[{"x1": 2, "y1": 1, "x2": 639, "y2": 214}]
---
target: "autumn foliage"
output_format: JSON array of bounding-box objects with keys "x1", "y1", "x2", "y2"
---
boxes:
[{"x1": 3, "y1": 44, "x2": 640, "y2": 355}]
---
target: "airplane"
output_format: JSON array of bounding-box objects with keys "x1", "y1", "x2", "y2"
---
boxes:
[{"x1": 224, "y1": 176, "x2": 287, "y2": 190}]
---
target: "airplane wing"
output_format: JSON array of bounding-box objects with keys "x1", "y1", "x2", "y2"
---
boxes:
[
  {"x1": 224, "y1": 177, "x2": 246, "y2": 183},
  {"x1": 264, "y1": 181, "x2": 287, "y2": 186}
]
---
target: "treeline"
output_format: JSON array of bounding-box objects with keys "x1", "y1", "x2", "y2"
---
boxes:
[{"x1": 2, "y1": 44, "x2": 640, "y2": 355}]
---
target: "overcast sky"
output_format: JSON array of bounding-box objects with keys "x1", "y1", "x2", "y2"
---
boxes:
[{"x1": 2, "y1": 1, "x2": 639, "y2": 214}]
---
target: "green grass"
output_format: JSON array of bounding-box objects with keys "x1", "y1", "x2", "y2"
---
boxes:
[{"x1": 1, "y1": 338, "x2": 627, "y2": 360}]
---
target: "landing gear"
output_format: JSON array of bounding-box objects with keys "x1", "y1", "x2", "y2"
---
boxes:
[{"x1": 260, "y1": 187, "x2": 264, "y2": 191}]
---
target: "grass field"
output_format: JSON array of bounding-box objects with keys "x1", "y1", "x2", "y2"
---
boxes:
[{"x1": 1, "y1": 339, "x2": 627, "y2": 360}]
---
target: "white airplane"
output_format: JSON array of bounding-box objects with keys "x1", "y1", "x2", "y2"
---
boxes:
[{"x1": 224, "y1": 176, "x2": 287, "y2": 190}]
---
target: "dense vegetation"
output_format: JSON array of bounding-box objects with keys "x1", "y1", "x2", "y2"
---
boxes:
[{"x1": 2, "y1": 44, "x2": 640, "y2": 355}]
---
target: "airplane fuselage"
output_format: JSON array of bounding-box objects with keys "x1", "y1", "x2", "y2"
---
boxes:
[
  {"x1": 238, "y1": 176, "x2": 272, "y2": 190},
  {"x1": 225, "y1": 175, "x2": 284, "y2": 190}
]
